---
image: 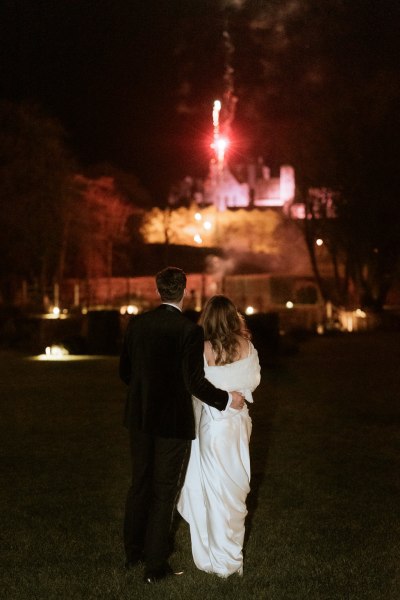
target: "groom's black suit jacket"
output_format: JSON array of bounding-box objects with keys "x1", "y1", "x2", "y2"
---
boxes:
[{"x1": 119, "y1": 304, "x2": 229, "y2": 440}]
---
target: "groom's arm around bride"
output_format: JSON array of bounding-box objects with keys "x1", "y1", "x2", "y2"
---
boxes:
[{"x1": 119, "y1": 266, "x2": 244, "y2": 584}]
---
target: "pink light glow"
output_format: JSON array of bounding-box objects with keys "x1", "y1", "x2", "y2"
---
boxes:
[
  {"x1": 211, "y1": 98, "x2": 230, "y2": 169},
  {"x1": 211, "y1": 136, "x2": 229, "y2": 164}
]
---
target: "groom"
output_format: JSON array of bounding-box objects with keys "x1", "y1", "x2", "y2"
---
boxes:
[{"x1": 119, "y1": 267, "x2": 245, "y2": 584}]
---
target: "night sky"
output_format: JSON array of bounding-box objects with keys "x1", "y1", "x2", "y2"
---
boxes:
[{"x1": 1, "y1": 0, "x2": 399, "y2": 200}]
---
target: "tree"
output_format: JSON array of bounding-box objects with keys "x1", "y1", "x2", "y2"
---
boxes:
[
  {"x1": 66, "y1": 174, "x2": 139, "y2": 279},
  {"x1": 85, "y1": 163, "x2": 152, "y2": 209},
  {"x1": 0, "y1": 101, "x2": 76, "y2": 306},
  {"x1": 294, "y1": 59, "x2": 400, "y2": 309}
]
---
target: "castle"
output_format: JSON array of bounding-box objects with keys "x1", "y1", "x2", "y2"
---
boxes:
[
  {"x1": 193, "y1": 98, "x2": 297, "y2": 214},
  {"x1": 202, "y1": 157, "x2": 295, "y2": 212}
]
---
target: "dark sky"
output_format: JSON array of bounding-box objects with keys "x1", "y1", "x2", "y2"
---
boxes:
[
  {"x1": 1, "y1": 0, "x2": 399, "y2": 199},
  {"x1": 1, "y1": 0, "x2": 230, "y2": 197}
]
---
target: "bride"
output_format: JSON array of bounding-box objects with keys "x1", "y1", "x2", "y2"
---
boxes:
[{"x1": 177, "y1": 295, "x2": 261, "y2": 577}]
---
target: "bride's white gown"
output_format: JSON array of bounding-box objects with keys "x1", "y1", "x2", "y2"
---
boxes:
[{"x1": 177, "y1": 342, "x2": 261, "y2": 577}]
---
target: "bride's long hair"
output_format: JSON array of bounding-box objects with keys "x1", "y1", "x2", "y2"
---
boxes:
[{"x1": 199, "y1": 295, "x2": 250, "y2": 365}]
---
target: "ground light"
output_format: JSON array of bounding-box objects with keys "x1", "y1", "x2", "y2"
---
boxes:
[
  {"x1": 45, "y1": 343, "x2": 69, "y2": 357},
  {"x1": 42, "y1": 307, "x2": 68, "y2": 320},
  {"x1": 120, "y1": 305, "x2": 139, "y2": 315},
  {"x1": 32, "y1": 354, "x2": 108, "y2": 361},
  {"x1": 32, "y1": 345, "x2": 110, "y2": 361}
]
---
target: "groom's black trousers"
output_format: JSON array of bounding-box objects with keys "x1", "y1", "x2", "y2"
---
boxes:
[{"x1": 124, "y1": 428, "x2": 190, "y2": 571}]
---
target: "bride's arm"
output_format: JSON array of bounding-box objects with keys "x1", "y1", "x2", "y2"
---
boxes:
[{"x1": 248, "y1": 348, "x2": 261, "y2": 391}]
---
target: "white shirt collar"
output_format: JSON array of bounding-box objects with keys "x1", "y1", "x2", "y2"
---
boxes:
[{"x1": 162, "y1": 302, "x2": 182, "y2": 312}]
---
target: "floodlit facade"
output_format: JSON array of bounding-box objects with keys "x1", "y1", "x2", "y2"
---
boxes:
[{"x1": 201, "y1": 158, "x2": 296, "y2": 212}]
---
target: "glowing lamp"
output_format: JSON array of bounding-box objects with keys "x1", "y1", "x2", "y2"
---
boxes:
[
  {"x1": 52, "y1": 306, "x2": 60, "y2": 317},
  {"x1": 245, "y1": 306, "x2": 255, "y2": 315},
  {"x1": 127, "y1": 305, "x2": 139, "y2": 315},
  {"x1": 45, "y1": 344, "x2": 69, "y2": 358},
  {"x1": 316, "y1": 239, "x2": 324, "y2": 246},
  {"x1": 346, "y1": 315, "x2": 353, "y2": 332},
  {"x1": 194, "y1": 212, "x2": 202, "y2": 221},
  {"x1": 286, "y1": 301, "x2": 294, "y2": 309},
  {"x1": 203, "y1": 221, "x2": 212, "y2": 231},
  {"x1": 120, "y1": 305, "x2": 139, "y2": 315},
  {"x1": 194, "y1": 234, "x2": 203, "y2": 244}
]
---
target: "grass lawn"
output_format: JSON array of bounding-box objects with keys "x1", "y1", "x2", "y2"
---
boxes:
[{"x1": 1, "y1": 331, "x2": 399, "y2": 599}]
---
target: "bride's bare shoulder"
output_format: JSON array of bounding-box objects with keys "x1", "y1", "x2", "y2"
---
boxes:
[
  {"x1": 204, "y1": 340, "x2": 216, "y2": 365},
  {"x1": 236, "y1": 335, "x2": 251, "y2": 360}
]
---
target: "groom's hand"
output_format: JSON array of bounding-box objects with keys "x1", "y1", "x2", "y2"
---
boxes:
[{"x1": 230, "y1": 391, "x2": 245, "y2": 410}]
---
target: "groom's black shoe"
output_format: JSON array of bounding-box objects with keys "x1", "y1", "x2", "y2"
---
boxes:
[{"x1": 143, "y1": 565, "x2": 184, "y2": 584}]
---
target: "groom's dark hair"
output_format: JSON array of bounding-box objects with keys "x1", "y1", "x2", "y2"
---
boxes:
[{"x1": 156, "y1": 267, "x2": 187, "y2": 302}]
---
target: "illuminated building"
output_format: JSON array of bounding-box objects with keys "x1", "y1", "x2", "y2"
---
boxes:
[{"x1": 198, "y1": 99, "x2": 296, "y2": 212}]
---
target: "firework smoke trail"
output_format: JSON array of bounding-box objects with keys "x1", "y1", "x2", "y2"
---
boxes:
[
  {"x1": 211, "y1": 24, "x2": 238, "y2": 171},
  {"x1": 221, "y1": 27, "x2": 237, "y2": 136}
]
